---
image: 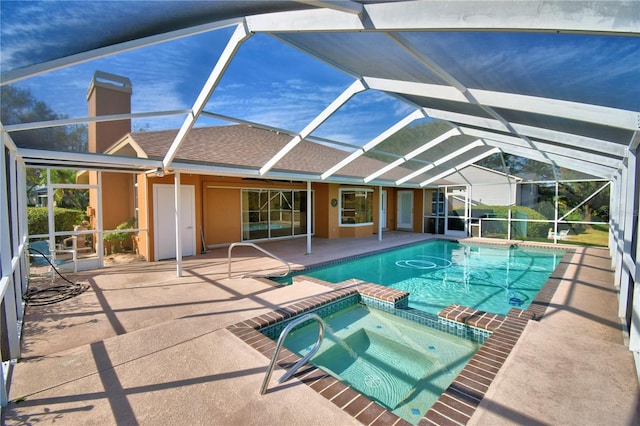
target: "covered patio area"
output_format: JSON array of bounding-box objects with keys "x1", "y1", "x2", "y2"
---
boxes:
[{"x1": 3, "y1": 234, "x2": 638, "y2": 425}]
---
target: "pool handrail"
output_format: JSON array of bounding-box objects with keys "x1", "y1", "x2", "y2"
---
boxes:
[
  {"x1": 227, "y1": 242, "x2": 290, "y2": 279},
  {"x1": 259, "y1": 313, "x2": 325, "y2": 395}
]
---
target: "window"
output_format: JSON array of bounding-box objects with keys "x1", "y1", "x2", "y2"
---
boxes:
[
  {"x1": 340, "y1": 189, "x2": 373, "y2": 226},
  {"x1": 242, "y1": 189, "x2": 312, "y2": 241}
]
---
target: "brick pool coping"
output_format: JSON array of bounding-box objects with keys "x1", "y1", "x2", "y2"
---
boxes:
[{"x1": 227, "y1": 249, "x2": 571, "y2": 425}]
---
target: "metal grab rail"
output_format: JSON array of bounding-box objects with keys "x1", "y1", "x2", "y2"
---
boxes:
[
  {"x1": 227, "y1": 242, "x2": 290, "y2": 279},
  {"x1": 260, "y1": 313, "x2": 325, "y2": 395}
]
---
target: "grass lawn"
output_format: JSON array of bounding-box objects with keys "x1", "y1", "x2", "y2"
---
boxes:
[
  {"x1": 564, "y1": 227, "x2": 609, "y2": 247},
  {"x1": 486, "y1": 227, "x2": 609, "y2": 248}
]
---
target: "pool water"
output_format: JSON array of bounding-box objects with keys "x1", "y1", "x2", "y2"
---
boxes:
[
  {"x1": 281, "y1": 304, "x2": 479, "y2": 424},
  {"x1": 278, "y1": 240, "x2": 563, "y2": 315}
]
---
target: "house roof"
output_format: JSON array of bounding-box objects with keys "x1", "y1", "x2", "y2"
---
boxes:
[
  {"x1": 120, "y1": 124, "x2": 429, "y2": 184},
  {"x1": 435, "y1": 164, "x2": 523, "y2": 186}
]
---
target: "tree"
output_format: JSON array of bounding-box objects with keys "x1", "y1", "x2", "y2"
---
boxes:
[
  {"x1": 2, "y1": 85, "x2": 88, "y2": 207},
  {"x1": 25, "y1": 168, "x2": 88, "y2": 210},
  {"x1": 1, "y1": 85, "x2": 87, "y2": 151},
  {"x1": 558, "y1": 170, "x2": 610, "y2": 226},
  {"x1": 477, "y1": 152, "x2": 556, "y2": 181}
]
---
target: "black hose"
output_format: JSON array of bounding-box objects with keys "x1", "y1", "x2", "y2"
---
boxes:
[{"x1": 25, "y1": 245, "x2": 89, "y2": 306}]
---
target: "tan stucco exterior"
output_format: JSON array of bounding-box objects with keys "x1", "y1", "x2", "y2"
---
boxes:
[{"x1": 129, "y1": 174, "x2": 422, "y2": 261}]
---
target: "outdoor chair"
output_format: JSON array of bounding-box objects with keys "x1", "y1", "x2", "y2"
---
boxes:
[
  {"x1": 547, "y1": 229, "x2": 570, "y2": 240},
  {"x1": 29, "y1": 240, "x2": 77, "y2": 279}
]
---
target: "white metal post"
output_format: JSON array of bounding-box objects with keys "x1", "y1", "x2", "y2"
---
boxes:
[
  {"x1": 175, "y1": 172, "x2": 182, "y2": 277},
  {"x1": 8, "y1": 150, "x2": 24, "y2": 320},
  {"x1": 378, "y1": 185, "x2": 383, "y2": 241},
  {"x1": 627, "y1": 145, "x2": 639, "y2": 352},
  {"x1": 620, "y1": 150, "x2": 636, "y2": 321},
  {"x1": 18, "y1": 159, "x2": 29, "y2": 294},
  {"x1": 0, "y1": 133, "x2": 20, "y2": 380},
  {"x1": 46, "y1": 169, "x2": 55, "y2": 254},
  {"x1": 97, "y1": 172, "x2": 104, "y2": 267},
  {"x1": 553, "y1": 181, "x2": 559, "y2": 243},
  {"x1": 306, "y1": 181, "x2": 312, "y2": 254}
]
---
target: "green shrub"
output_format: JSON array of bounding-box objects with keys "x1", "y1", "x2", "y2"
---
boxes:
[
  {"x1": 27, "y1": 207, "x2": 86, "y2": 235},
  {"x1": 104, "y1": 217, "x2": 136, "y2": 253},
  {"x1": 562, "y1": 212, "x2": 585, "y2": 234},
  {"x1": 480, "y1": 205, "x2": 549, "y2": 238}
]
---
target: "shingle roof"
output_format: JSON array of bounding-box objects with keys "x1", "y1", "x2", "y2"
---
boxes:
[{"x1": 127, "y1": 124, "x2": 416, "y2": 182}]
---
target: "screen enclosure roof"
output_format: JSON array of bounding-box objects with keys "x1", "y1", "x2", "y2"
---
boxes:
[{"x1": 1, "y1": 1, "x2": 638, "y2": 186}]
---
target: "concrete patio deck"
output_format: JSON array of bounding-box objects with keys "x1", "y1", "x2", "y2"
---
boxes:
[{"x1": 2, "y1": 233, "x2": 638, "y2": 425}]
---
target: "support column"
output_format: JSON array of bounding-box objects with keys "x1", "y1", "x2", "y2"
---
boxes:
[
  {"x1": 175, "y1": 172, "x2": 182, "y2": 277},
  {"x1": 625, "y1": 147, "x2": 638, "y2": 352},
  {"x1": 0, "y1": 135, "x2": 20, "y2": 364},
  {"x1": 306, "y1": 181, "x2": 312, "y2": 254},
  {"x1": 8, "y1": 150, "x2": 23, "y2": 320},
  {"x1": 378, "y1": 186, "x2": 383, "y2": 241},
  {"x1": 97, "y1": 172, "x2": 104, "y2": 267}
]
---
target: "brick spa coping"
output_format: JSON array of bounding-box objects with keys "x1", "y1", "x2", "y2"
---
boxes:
[{"x1": 226, "y1": 251, "x2": 569, "y2": 425}]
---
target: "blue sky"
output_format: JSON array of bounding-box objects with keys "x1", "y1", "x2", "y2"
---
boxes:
[
  {"x1": 1, "y1": 1, "x2": 638, "y2": 150},
  {"x1": 9, "y1": 26, "x2": 412, "y2": 146},
  {"x1": 0, "y1": 1, "x2": 411, "y2": 147}
]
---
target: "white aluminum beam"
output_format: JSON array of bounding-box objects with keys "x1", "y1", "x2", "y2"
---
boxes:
[
  {"x1": 248, "y1": 8, "x2": 365, "y2": 33},
  {"x1": 1, "y1": 18, "x2": 244, "y2": 85},
  {"x1": 249, "y1": 1, "x2": 639, "y2": 35},
  {"x1": 163, "y1": 23, "x2": 252, "y2": 170},
  {"x1": 259, "y1": 79, "x2": 366, "y2": 175},
  {"x1": 423, "y1": 107, "x2": 629, "y2": 158},
  {"x1": 365, "y1": 77, "x2": 640, "y2": 132},
  {"x1": 460, "y1": 127, "x2": 623, "y2": 169},
  {"x1": 4, "y1": 110, "x2": 190, "y2": 132},
  {"x1": 476, "y1": 134, "x2": 616, "y2": 175},
  {"x1": 0, "y1": 126, "x2": 17, "y2": 153},
  {"x1": 493, "y1": 142, "x2": 615, "y2": 178},
  {"x1": 295, "y1": 0, "x2": 363, "y2": 15},
  {"x1": 364, "y1": 127, "x2": 460, "y2": 183},
  {"x1": 321, "y1": 109, "x2": 426, "y2": 180},
  {"x1": 631, "y1": 131, "x2": 640, "y2": 151},
  {"x1": 396, "y1": 140, "x2": 485, "y2": 185},
  {"x1": 17, "y1": 148, "x2": 162, "y2": 170},
  {"x1": 419, "y1": 148, "x2": 500, "y2": 187}
]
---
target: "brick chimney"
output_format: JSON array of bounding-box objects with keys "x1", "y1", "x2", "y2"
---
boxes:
[{"x1": 86, "y1": 71, "x2": 132, "y2": 153}]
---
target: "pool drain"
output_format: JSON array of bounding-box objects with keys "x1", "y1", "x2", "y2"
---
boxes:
[{"x1": 364, "y1": 375, "x2": 382, "y2": 387}]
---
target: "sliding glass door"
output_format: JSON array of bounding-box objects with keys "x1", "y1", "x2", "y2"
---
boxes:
[{"x1": 242, "y1": 189, "x2": 312, "y2": 241}]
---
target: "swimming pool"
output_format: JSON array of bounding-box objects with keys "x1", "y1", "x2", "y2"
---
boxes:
[
  {"x1": 278, "y1": 240, "x2": 564, "y2": 316},
  {"x1": 268, "y1": 302, "x2": 479, "y2": 424}
]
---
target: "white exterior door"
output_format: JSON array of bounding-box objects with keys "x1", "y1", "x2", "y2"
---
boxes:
[
  {"x1": 153, "y1": 184, "x2": 196, "y2": 260},
  {"x1": 397, "y1": 190, "x2": 413, "y2": 229},
  {"x1": 445, "y1": 186, "x2": 469, "y2": 237}
]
